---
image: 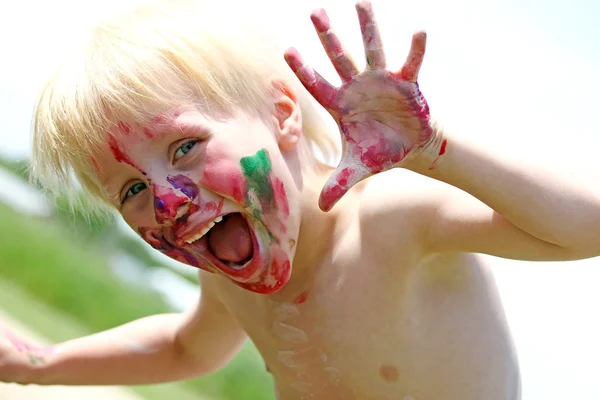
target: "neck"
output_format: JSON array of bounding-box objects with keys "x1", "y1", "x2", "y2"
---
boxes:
[{"x1": 272, "y1": 164, "x2": 340, "y2": 300}]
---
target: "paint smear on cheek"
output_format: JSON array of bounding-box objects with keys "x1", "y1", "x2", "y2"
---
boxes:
[
  {"x1": 202, "y1": 161, "x2": 247, "y2": 205},
  {"x1": 379, "y1": 365, "x2": 399, "y2": 382},
  {"x1": 153, "y1": 185, "x2": 189, "y2": 221},
  {"x1": 168, "y1": 175, "x2": 199, "y2": 199},
  {"x1": 240, "y1": 149, "x2": 276, "y2": 208},
  {"x1": 108, "y1": 135, "x2": 143, "y2": 172},
  {"x1": 270, "y1": 175, "x2": 290, "y2": 217}
]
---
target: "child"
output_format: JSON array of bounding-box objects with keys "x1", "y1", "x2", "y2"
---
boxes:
[{"x1": 2, "y1": 0, "x2": 599, "y2": 399}]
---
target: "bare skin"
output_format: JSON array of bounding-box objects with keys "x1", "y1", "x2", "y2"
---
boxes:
[
  {"x1": 3, "y1": 1, "x2": 600, "y2": 399},
  {"x1": 204, "y1": 170, "x2": 522, "y2": 400}
]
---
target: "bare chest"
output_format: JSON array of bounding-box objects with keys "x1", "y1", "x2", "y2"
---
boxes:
[{"x1": 215, "y1": 253, "x2": 519, "y2": 400}]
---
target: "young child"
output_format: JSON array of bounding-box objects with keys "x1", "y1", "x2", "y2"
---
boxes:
[{"x1": 2, "y1": 0, "x2": 599, "y2": 399}]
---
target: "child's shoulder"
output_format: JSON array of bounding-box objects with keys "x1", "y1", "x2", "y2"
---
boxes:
[
  {"x1": 332, "y1": 168, "x2": 454, "y2": 253},
  {"x1": 356, "y1": 168, "x2": 454, "y2": 217}
]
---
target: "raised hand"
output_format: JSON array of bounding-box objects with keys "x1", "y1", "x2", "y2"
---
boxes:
[{"x1": 285, "y1": 0, "x2": 437, "y2": 211}]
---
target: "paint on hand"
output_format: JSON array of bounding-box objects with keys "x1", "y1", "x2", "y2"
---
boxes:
[
  {"x1": 285, "y1": 1, "x2": 437, "y2": 211},
  {"x1": 5, "y1": 331, "x2": 55, "y2": 366}
]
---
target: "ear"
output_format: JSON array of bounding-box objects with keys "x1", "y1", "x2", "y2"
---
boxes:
[{"x1": 269, "y1": 77, "x2": 302, "y2": 152}]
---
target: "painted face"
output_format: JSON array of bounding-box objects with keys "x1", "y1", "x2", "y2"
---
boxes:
[{"x1": 95, "y1": 109, "x2": 301, "y2": 294}]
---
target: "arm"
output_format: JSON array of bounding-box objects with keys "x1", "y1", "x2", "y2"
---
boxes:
[
  {"x1": 4, "y1": 275, "x2": 246, "y2": 386},
  {"x1": 409, "y1": 131, "x2": 600, "y2": 260},
  {"x1": 285, "y1": 1, "x2": 600, "y2": 262}
]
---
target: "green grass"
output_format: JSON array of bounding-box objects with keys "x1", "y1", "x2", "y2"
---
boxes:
[
  {"x1": 0, "y1": 202, "x2": 275, "y2": 399},
  {"x1": 0, "y1": 279, "x2": 203, "y2": 400}
]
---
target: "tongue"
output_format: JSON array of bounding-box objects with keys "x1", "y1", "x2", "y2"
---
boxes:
[{"x1": 208, "y1": 213, "x2": 253, "y2": 264}]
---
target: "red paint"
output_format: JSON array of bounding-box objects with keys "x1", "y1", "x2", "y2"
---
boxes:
[
  {"x1": 336, "y1": 167, "x2": 353, "y2": 187},
  {"x1": 429, "y1": 139, "x2": 448, "y2": 171},
  {"x1": 117, "y1": 121, "x2": 131, "y2": 135},
  {"x1": 90, "y1": 157, "x2": 101, "y2": 173},
  {"x1": 293, "y1": 290, "x2": 310, "y2": 304},
  {"x1": 270, "y1": 176, "x2": 290, "y2": 217},
  {"x1": 438, "y1": 138, "x2": 447, "y2": 156},
  {"x1": 153, "y1": 184, "x2": 189, "y2": 223},
  {"x1": 202, "y1": 161, "x2": 247, "y2": 205},
  {"x1": 310, "y1": 9, "x2": 330, "y2": 31},
  {"x1": 108, "y1": 135, "x2": 142, "y2": 171},
  {"x1": 283, "y1": 48, "x2": 337, "y2": 110},
  {"x1": 320, "y1": 167, "x2": 355, "y2": 211},
  {"x1": 379, "y1": 365, "x2": 399, "y2": 382},
  {"x1": 142, "y1": 127, "x2": 155, "y2": 138}
]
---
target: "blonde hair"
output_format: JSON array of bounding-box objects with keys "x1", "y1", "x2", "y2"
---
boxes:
[{"x1": 31, "y1": 0, "x2": 338, "y2": 211}]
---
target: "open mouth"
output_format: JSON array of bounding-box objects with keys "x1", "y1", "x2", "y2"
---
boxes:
[{"x1": 181, "y1": 213, "x2": 255, "y2": 270}]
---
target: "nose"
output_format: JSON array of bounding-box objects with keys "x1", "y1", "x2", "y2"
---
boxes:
[{"x1": 153, "y1": 184, "x2": 191, "y2": 225}]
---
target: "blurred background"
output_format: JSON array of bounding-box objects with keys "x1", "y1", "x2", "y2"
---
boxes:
[{"x1": 0, "y1": 0, "x2": 599, "y2": 399}]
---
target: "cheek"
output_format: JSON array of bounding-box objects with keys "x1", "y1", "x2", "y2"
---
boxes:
[{"x1": 202, "y1": 159, "x2": 247, "y2": 205}]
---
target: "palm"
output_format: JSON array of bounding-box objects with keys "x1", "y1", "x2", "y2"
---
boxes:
[{"x1": 285, "y1": 0, "x2": 433, "y2": 211}]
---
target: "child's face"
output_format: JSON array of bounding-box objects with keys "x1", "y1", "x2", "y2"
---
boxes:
[{"x1": 95, "y1": 108, "x2": 302, "y2": 294}]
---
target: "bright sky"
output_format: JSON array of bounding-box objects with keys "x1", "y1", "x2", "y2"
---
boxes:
[{"x1": 1, "y1": 0, "x2": 599, "y2": 398}]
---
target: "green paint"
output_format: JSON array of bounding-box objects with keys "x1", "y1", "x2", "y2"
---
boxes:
[
  {"x1": 240, "y1": 149, "x2": 274, "y2": 206},
  {"x1": 27, "y1": 353, "x2": 46, "y2": 366},
  {"x1": 366, "y1": 55, "x2": 372, "y2": 66}
]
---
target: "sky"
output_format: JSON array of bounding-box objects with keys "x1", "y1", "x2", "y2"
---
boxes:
[{"x1": 0, "y1": 0, "x2": 599, "y2": 398}]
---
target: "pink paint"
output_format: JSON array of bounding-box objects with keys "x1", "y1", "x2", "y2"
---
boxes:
[
  {"x1": 285, "y1": 4, "x2": 435, "y2": 212},
  {"x1": 270, "y1": 175, "x2": 290, "y2": 217},
  {"x1": 5, "y1": 331, "x2": 54, "y2": 356},
  {"x1": 320, "y1": 167, "x2": 354, "y2": 210},
  {"x1": 356, "y1": 1, "x2": 374, "y2": 25},
  {"x1": 310, "y1": 9, "x2": 330, "y2": 31},
  {"x1": 90, "y1": 157, "x2": 101, "y2": 173},
  {"x1": 117, "y1": 121, "x2": 131, "y2": 135},
  {"x1": 202, "y1": 160, "x2": 247, "y2": 205},
  {"x1": 293, "y1": 290, "x2": 310, "y2": 304},
  {"x1": 142, "y1": 127, "x2": 155, "y2": 138},
  {"x1": 153, "y1": 184, "x2": 190, "y2": 223},
  {"x1": 284, "y1": 48, "x2": 337, "y2": 110},
  {"x1": 379, "y1": 365, "x2": 399, "y2": 382}
]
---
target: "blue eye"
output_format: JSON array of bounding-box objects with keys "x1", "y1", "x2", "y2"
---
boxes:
[
  {"x1": 124, "y1": 182, "x2": 147, "y2": 201},
  {"x1": 174, "y1": 139, "x2": 198, "y2": 161}
]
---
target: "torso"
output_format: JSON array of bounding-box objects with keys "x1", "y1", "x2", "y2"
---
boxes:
[{"x1": 209, "y1": 173, "x2": 521, "y2": 400}]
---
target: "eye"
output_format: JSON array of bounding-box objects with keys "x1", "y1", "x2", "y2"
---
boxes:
[
  {"x1": 173, "y1": 139, "x2": 199, "y2": 161},
  {"x1": 122, "y1": 182, "x2": 147, "y2": 202}
]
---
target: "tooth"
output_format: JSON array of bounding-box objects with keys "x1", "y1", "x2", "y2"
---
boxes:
[{"x1": 184, "y1": 215, "x2": 225, "y2": 244}]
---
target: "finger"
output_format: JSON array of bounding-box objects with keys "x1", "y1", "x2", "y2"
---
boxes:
[
  {"x1": 319, "y1": 152, "x2": 371, "y2": 212},
  {"x1": 284, "y1": 47, "x2": 338, "y2": 110},
  {"x1": 356, "y1": 0, "x2": 386, "y2": 69},
  {"x1": 398, "y1": 31, "x2": 427, "y2": 82},
  {"x1": 310, "y1": 8, "x2": 360, "y2": 82}
]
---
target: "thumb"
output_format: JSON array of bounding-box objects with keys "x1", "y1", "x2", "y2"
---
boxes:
[{"x1": 319, "y1": 155, "x2": 371, "y2": 212}]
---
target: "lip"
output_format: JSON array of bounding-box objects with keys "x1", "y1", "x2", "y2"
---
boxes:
[
  {"x1": 173, "y1": 198, "x2": 225, "y2": 245},
  {"x1": 176, "y1": 212, "x2": 263, "y2": 282},
  {"x1": 174, "y1": 211, "x2": 226, "y2": 246}
]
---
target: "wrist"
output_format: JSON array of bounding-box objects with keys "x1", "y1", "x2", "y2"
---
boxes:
[{"x1": 401, "y1": 120, "x2": 447, "y2": 175}]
